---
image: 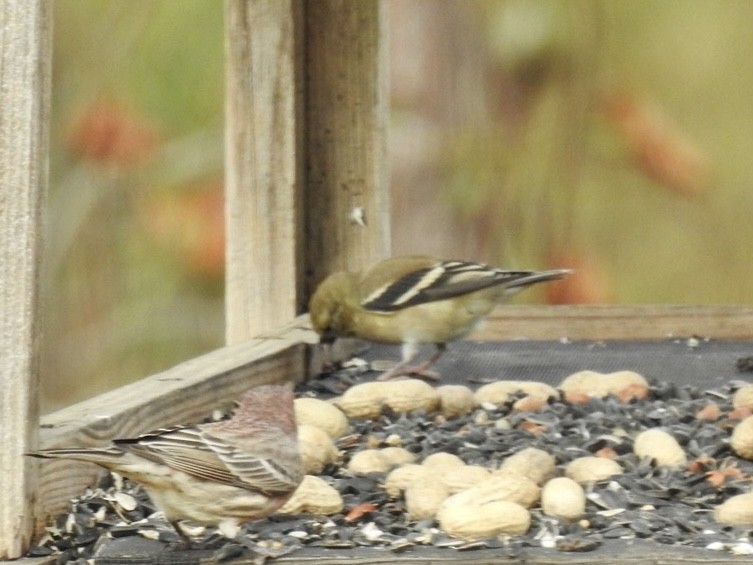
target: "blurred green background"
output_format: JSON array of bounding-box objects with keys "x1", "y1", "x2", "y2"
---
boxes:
[{"x1": 43, "y1": 1, "x2": 753, "y2": 412}]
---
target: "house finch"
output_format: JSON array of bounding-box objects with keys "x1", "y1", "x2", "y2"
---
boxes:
[
  {"x1": 29, "y1": 384, "x2": 303, "y2": 545},
  {"x1": 310, "y1": 255, "x2": 571, "y2": 380}
]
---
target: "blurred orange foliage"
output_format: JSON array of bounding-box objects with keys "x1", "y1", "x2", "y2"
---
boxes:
[
  {"x1": 139, "y1": 183, "x2": 225, "y2": 280},
  {"x1": 546, "y1": 250, "x2": 613, "y2": 304},
  {"x1": 602, "y1": 92, "x2": 712, "y2": 197},
  {"x1": 69, "y1": 99, "x2": 157, "y2": 166}
]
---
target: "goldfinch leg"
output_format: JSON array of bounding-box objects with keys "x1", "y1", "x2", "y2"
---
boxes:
[
  {"x1": 404, "y1": 343, "x2": 446, "y2": 380},
  {"x1": 376, "y1": 342, "x2": 420, "y2": 380},
  {"x1": 376, "y1": 343, "x2": 445, "y2": 381}
]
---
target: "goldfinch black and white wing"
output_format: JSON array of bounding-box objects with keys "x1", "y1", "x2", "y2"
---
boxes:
[{"x1": 361, "y1": 259, "x2": 570, "y2": 312}]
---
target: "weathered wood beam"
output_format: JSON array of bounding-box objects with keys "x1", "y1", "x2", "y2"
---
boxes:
[
  {"x1": 302, "y1": 0, "x2": 391, "y2": 301},
  {"x1": 0, "y1": 0, "x2": 52, "y2": 559},
  {"x1": 224, "y1": 0, "x2": 306, "y2": 343},
  {"x1": 474, "y1": 305, "x2": 753, "y2": 341},
  {"x1": 224, "y1": 0, "x2": 390, "y2": 343}
]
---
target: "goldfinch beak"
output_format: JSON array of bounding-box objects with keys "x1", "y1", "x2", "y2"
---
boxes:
[{"x1": 319, "y1": 331, "x2": 337, "y2": 345}]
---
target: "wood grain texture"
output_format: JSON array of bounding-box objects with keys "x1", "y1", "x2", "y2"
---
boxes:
[
  {"x1": 303, "y1": 0, "x2": 390, "y2": 298},
  {"x1": 224, "y1": 0, "x2": 389, "y2": 339},
  {"x1": 0, "y1": 0, "x2": 51, "y2": 558},
  {"x1": 224, "y1": 0, "x2": 305, "y2": 343},
  {"x1": 473, "y1": 305, "x2": 753, "y2": 341}
]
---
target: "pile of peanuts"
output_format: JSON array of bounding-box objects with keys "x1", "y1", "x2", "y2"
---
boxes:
[{"x1": 281, "y1": 371, "x2": 753, "y2": 542}]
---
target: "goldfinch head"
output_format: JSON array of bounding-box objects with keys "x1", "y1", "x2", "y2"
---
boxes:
[{"x1": 309, "y1": 271, "x2": 357, "y2": 342}]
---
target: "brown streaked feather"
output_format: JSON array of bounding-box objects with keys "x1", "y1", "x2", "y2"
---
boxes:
[
  {"x1": 116, "y1": 425, "x2": 300, "y2": 494},
  {"x1": 26, "y1": 446, "x2": 125, "y2": 462},
  {"x1": 115, "y1": 427, "x2": 246, "y2": 488},
  {"x1": 201, "y1": 430, "x2": 302, "y2": 494}
]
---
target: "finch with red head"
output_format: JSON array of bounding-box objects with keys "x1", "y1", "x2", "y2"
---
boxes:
[{"x1": 29, "y1": 384, "x2": 303, "y2": 545}]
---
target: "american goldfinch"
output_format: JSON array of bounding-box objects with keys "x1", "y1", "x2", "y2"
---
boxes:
[
  {"x1": 309, "y1": 255, "x2": 571, "y2": 380},
  {"x1": 28, "y1": 384, "x2": 303, "y2": 545}
]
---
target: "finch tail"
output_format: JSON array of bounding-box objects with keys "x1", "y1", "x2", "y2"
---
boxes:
[{"x1": 27, "y1": 446, "x2": 125, "y2": 467}]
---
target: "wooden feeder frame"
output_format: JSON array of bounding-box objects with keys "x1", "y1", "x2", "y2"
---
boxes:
[{"x1": 2, "y1": 2, "x2": 753, "y2": 563}]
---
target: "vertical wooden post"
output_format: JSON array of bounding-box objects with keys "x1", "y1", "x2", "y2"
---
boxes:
[
  {"x1": 224, "y1": 0, "x2": 305, "y2": 344},
  {"x1": 0, "y1": 0, "x2": 52, "y2": 558},
  {"x1": 224, "y1": 0, "x2": 389, "y2": 342},
  {"x1": 303, "y1": 0, "x2": 390, "y2": 298}
]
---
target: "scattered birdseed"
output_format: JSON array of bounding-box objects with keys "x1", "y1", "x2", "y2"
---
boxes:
[{"x1": 29, "y1": 340, "x2": 753, "y2": 562}]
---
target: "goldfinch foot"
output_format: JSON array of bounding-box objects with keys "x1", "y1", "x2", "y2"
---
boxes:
[{"x1": 376, "y1": 363, "x2": 441, "y2": 381}]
